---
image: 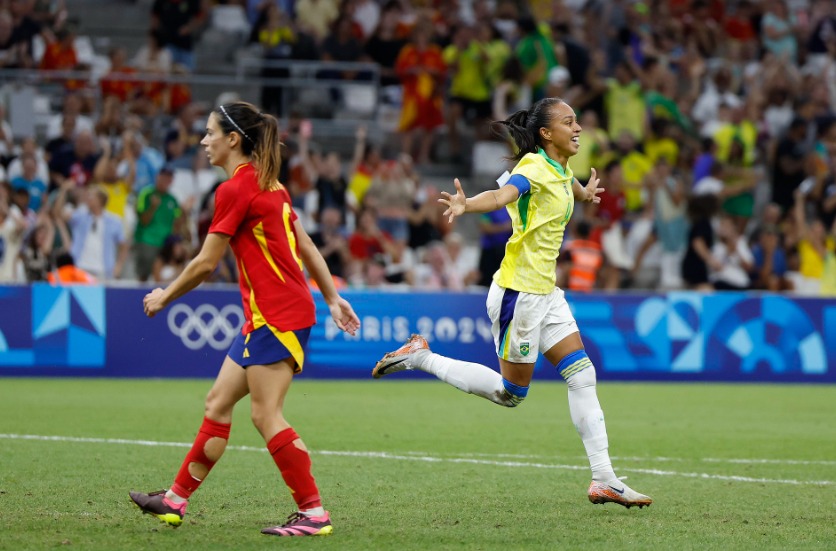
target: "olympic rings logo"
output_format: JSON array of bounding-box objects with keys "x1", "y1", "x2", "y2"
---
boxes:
[{"x1": 167, "y1": 304, "x2": 244, "y2": 351}]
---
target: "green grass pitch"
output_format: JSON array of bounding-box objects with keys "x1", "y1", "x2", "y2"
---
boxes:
[{"x1": 1, "y1": 378, "x2": 834, "y2": 550}]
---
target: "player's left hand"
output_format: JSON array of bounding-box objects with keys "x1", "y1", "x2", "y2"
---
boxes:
[
  {"x1": 329, "y1": 297, "x2": 360, "y2": 336},
  {"x1": 143, "y1": 288, "x2": 167, "y2": 318},
  {"x1": 585, "y1": 168, "x2": 605, "y2": 204}
]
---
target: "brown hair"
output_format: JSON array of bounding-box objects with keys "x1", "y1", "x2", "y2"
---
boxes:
[{"x1": 214, "y1": 101, "x2": 282, "y2": 191}]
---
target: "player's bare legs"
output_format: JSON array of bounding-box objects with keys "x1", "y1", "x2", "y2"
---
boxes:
[
  {"x1": 130, "y1": 356, "x2": 249, "y2": 526},
  {"x1": 204, "y1": 356, "x2": 252, "y2": 422},
  {"x1": 497, "y1": 357, "x2": 535, "y2": 387},
  {"x1": 249, "y1": 359, "x2": 332, "y2": 537},
  {"x1": 544, "y1": 334, "x2": 652, "y2": 508},
  {"x1": 246, "y1": 359, "x2": 294, "y2": 441}
]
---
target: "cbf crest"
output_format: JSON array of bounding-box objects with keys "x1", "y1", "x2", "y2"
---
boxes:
[{"x1": 520, "y1": 341, "x2": 530, "y2": 356}]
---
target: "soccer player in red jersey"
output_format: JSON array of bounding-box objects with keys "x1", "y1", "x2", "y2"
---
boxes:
[{"x1": 130, "y1": 101, "x2": 360, "y2": 537}]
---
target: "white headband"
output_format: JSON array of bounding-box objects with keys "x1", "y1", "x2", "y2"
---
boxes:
[{"x1": 219, "y1": 105, "x2": 253, "y2": 144}]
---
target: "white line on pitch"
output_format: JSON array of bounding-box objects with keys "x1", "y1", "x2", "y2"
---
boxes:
[
  {"x1": 405, "y1": 451, "x2": 836, "y2": 467},
  {"x1": 0, "y1": 433, "x2": 831, "y2": 487}
]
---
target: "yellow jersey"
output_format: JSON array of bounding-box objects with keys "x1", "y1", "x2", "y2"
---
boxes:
[{"x1": 495, "y1": 150, "x2": 574, "y2": 294}]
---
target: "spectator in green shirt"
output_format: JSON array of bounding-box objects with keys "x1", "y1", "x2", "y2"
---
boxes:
[
  {"x1": 134, "y1": 165, "x2": 183, "y2": 281},
  {"x1": 515, "y1": 16, "x2": 558, "y2": 101}
]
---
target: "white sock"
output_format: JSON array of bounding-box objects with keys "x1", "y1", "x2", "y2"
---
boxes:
[
  {"x1": 301, "y1": 506, "x2": 326, "y2": 517},
  {"x1": 165, "y1": 490, "x2": 188, "y2": 504},
  {"x1": 566, "y1": 367, "x2": 617, "y2": 482},
  {"x1": 412, "y1": 350, "x2": 512, "y2": 406}
]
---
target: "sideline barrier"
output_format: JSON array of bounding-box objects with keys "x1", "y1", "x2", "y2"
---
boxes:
[{"x1": 0, "y1": 284, "x2": 833, "y2": 382}]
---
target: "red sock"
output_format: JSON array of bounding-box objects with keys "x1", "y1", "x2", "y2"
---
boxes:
[
  {"x1": 267, "y1": 428, "x2": 322, "y2": 510},
  {"x1": 171, "y1": 417, "x2": 231, "y2": 499}
]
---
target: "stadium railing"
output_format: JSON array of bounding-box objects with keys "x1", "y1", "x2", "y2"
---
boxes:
[{"x1": 0, "y1": 60, "x2": 382, "y2": 144}]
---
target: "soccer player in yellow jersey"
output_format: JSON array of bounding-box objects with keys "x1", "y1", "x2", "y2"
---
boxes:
[{"x1": 373, "y1": 97, "x2": 652, "y2": 509}]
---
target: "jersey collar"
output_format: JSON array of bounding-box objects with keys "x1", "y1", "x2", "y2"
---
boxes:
[
  {"x1": 537, "y1": 148, "x2": 568, "y2": 178},
  {"x1": 232, "y1": 162, "x2": 251, "y2": 177}
]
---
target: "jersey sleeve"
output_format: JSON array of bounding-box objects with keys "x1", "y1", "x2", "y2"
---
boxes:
[
  {"x1": 135, "y1": 188, "x2": 150, "y2": 214},
  {"x1": 506, "y1": 174, "x2": 531, "y2": 196},
  {"x1": 512, "y1": 160, "x2": 542, "y2": 194},
  {"x1": 209, "y1": 181, "x2": 249, "y2": 236}
]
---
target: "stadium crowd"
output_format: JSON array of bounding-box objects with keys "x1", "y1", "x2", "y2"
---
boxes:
[{"x1": 0, "y1": 0, "x2": 834, "y2": 294}]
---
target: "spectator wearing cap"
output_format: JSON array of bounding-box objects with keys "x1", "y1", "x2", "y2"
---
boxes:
[{"x1": 134, "y1": 165, "x2": 183, "y2": 282}]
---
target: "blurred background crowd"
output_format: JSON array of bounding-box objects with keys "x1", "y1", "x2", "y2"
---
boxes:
[{"x1": 0, "y1": 0, "x2": 834, "y2": 294}]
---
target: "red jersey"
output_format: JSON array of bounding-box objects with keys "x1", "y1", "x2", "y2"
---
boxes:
[
  {"x1": 395, "y1": 44, "x2": 446, "y2": 131},
  {"x1": 209, "y1": 163, "x2": 315, "y2": 334},
  {"x1": 100, "y1": 68, "x2": 139, "y2": 102}
]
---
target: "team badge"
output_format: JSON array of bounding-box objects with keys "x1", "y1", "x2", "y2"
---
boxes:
[{"x1": 520, "y1": 342, "x2": 530, "y2": 356}]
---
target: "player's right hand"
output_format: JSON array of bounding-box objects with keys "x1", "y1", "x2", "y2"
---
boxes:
[
  {"x1": 143, "y1": 288, "x2": 167, "y2": 318},
  {"x1": 438, "y1": 178, "x2": 467, "y2": 223}
]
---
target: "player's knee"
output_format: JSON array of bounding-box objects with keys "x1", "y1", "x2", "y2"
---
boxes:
[
  {"x1": 558, "y1": 349, "x2": 596, "y2": 389},
  {"x1": 566, "y1": 365, "x2": 596, "y2": 391},
  {"x1": 250, "y1": 408, "x2": 269, "y2": 432},
  {"x1": 204, "y1": 389, "x2": 233, "y2": 421},
  {"x1": 501, "y1": 378, "x2": 529, "y2": 408}
]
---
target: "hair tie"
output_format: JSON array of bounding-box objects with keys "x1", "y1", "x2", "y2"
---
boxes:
[{"x1": 219, "y1": 105, "x2": 254, "y2": 144}]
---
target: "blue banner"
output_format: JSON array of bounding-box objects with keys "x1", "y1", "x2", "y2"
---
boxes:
[{"x1": 0, "y1": 284, "x2": 833, "y2": 382}]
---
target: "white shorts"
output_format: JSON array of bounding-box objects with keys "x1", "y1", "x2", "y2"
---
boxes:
[{"x1": 486, "y1": 282, "x2": 579, "y2": 364}]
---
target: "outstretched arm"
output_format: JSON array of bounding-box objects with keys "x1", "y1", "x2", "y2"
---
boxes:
[
  {"x1": 438, "y1": 177, "x2": 520, "y2": 224},
  {"x1": 572, "y1": 168, "x2": 604, "y2": 204},
  {"x1": 143, "y1": 232, "x2": 229, "y2": 317},
  {"x1": 294, "y1": 218, "x2": 360, "y2": 336}
]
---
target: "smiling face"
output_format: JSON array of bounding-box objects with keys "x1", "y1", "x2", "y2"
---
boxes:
[
  {"x1": 200, "y1": 112, "x2": 232, "y2": 168},
  {"x1": 539, "y1": 101, "x2": 582, "y2": 158}
]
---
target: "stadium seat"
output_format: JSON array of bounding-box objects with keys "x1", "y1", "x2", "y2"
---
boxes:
[
  {"x1": 210, "y1": 5, "x2": 251, "y2": 37},
  {"x1": 471, "y1": 141, "x2": 510, "y2": 176}
]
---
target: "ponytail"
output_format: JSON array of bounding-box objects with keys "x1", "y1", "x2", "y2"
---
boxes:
[
  {"x1": 214, "y1": 102, "x2": 283, "y2": 191},
  {"x1": 491, "y1": 97, "x2": 564, "y2": 162},
  {"x1": 252, "y1": 113, "x2": 281, "y2": 191}
]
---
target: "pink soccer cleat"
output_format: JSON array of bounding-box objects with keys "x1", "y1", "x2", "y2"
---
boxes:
[{"x1": 261, "y1": 511, "x2": 333, "y2": 537}]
